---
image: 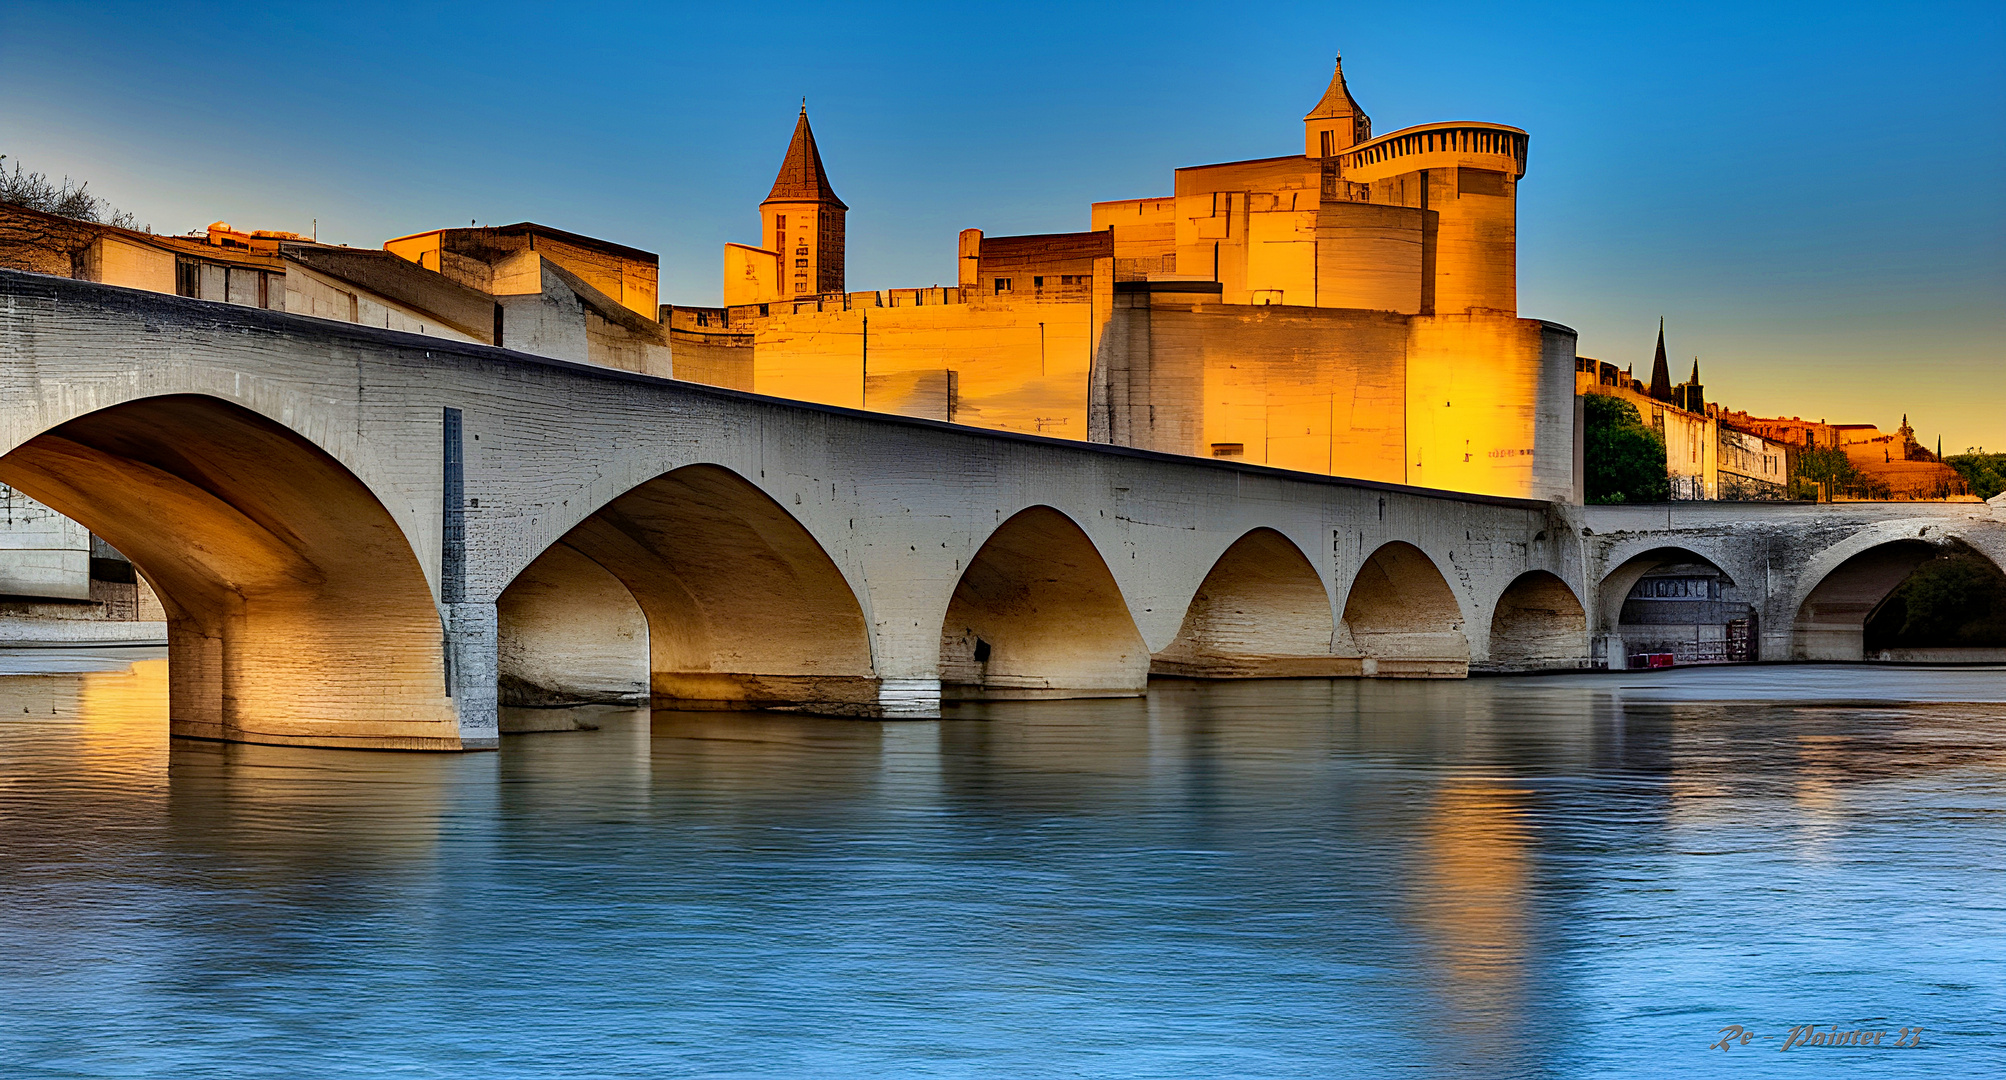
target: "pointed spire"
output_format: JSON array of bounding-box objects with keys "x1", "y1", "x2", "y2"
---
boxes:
[
  {"x1": 1649, "y1": 317, "x2": 1674, "y2": 402},
  {"x1": 1689, "y1": 358, "x2": 1700, "y2": 383},
  {"x1": 764, "y1": 107, "x2": 847, "y2": 210},
  {"x1": 1305, "y1": 55, "x2": 1366, "y2": 120},
  {"x1": 1304, "y1": 55, "x2": 1371, "y2": 156}
]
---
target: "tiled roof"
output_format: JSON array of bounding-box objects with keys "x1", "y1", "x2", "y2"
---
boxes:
[{"x1": 763, "y1": 109, "x2": 846, "y2": 210}]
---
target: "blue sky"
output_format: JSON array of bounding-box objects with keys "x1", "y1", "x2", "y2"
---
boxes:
[{"x1": 3, "y1": 1, "x2": 2001, "y2": 449}]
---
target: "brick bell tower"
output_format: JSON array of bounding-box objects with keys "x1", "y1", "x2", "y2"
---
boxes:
[{"x1": 760, "y1": 106, "x2": 847, "y2": 299}]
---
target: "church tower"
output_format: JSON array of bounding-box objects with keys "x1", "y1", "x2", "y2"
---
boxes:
[
  {"x1": 1648, "y1": 318, "x2": 1674, "y2": 402},
  {"x1": 761, "y1": 107, "x2": 847, "y2": 298},
  {"x1": 1304, "y1": 55, "x2": 1372, "y2": 159}
]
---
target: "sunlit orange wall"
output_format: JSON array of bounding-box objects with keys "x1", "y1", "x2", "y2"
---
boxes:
[{"x1": 751, "y1": 299, "x2": 1100, "y2": 436}]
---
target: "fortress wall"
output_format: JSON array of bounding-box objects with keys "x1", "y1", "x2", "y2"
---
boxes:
[
  {"x1": 1315, "y1": 202, "x2": 1428, "y2": 313},
  {"x1": 734, "y1": 290, "x2": 1560, "y2": 500},
  {"x1": 1242, "y1": 206, "x2": 1320, "y2": 306},
  {"x1": 1429, "y1": 168, "x2": 1516, "y2": 314},
  {"x1": 1096, "y1": 293, "x2": 1413, "y2": 481},
  {"x1": 1091, "y1": 198, "x2": 1177, "y2": 275},
  {"x1": 671, "y1": 338, "x2": 754, "y2": 391},
  {"x1": 1402, "y1": 314, "x2": 1559, "y2": 499},
  {"x1": 751, "y1": 300, "x2": 1098, "y2": 437}
]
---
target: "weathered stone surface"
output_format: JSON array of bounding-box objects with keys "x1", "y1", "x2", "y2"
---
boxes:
[{"x1": 3, "y1": 271, "x2": 1999, "y2": 748}]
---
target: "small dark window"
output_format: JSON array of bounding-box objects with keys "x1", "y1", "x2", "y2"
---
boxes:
[
  {"x1": 972, "y1": 638, "x2": 991, "y2": 663},
  {"x1": 1034, "y1": 276, "x2": 1044, "y2": 288},
  {"x1": 796, "y1": 259, "x2": 809, "y2": 267},
  {"x1": 1210, "y1": 443, "x2": 1245, "y2": 458},
  {"x1": 175, "y1": 259, "x2": 201, "y2": 298},
  {"x1": 994, "y1": 278, "x2": 1011, "y2": 294}
]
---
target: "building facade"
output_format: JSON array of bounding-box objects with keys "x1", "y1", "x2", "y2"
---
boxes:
[{"x1": 681, "y1": 58, "x2": 1577, "y2": 502}]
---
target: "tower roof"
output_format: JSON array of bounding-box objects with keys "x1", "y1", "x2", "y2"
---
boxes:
[
  {"x1": 763, "y1": 107, "x2": 847, "y2": 210},
  {"x1": 1304, "y1": 55, "x2": 1369, "y2": 124},
  {"x1": 1648, "y1": 317, "x2": 1674, "y2": 401}
]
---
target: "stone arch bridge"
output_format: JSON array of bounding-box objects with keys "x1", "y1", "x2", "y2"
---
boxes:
[{"x1": 4, "y1": 272, "x2": 2000, "y2": 749}]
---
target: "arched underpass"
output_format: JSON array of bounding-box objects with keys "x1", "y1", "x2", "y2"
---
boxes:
[
  {"x1": 1599, "y1": 547, "x2": 1755, "y2": 667},
  {"x1": 938, "y1": 506, "x2": 1148, "y2": 700},
  {"x1": 1483, "y1": 570, "x2": 1588, "y2": 671},
  {"x1": 0, "y1": 395, "x2": 458, "y2": 749},
  {"x1": 1801, "y1": 539, "x2": 2006, "y2": 661},
  {"x1": 1339, "y1": 541, "x2": 1469, "y2": 677},
  {"x1": 496, "y1": 464, "x2": 880, "y2": 715},
  {"x1": 1152, "y1": 528, "x2": 1340, "y2": 678}
]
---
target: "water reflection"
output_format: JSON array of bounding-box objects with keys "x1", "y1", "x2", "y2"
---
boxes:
[
  {"x1": 1, "y1": 651, "x2": 2002, "y2": 1078},
  {"x1": 1410, "y1": 781, "x2": 1534, "y2": 1065}
]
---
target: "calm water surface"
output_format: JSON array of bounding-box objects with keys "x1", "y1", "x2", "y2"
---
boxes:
[{"x1": 1, "y1": 648, "x2": 2002, "y2": 1078}]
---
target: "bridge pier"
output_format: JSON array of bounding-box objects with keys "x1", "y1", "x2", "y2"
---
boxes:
[{"x1": 445, "y1": 601, "x2": 501, "y2": 749}]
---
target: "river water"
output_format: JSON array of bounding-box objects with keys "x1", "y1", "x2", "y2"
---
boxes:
[{"x1": 1, "y1": 647, "x2": 2000, "y2": 1078}]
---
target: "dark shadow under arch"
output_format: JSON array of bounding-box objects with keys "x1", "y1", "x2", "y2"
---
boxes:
[
  {"x1": 1340, "y1": 541, "x2": 1469, "y2": 677},
  {"x1": 497, "y1": 463, "x2": 880, "y2": 715},
  {"x1": 1483, "y1": 570, "x2": 1588, "y2": 671},
  {"x1": 939, "y1": 506, "x2": 1147, "y2": 700},
  {"x1": 0, "y1": 394, "x2": 457, "y2": 748},
  {"x1": 1797, "y1": 539, "x2": 2004, "y2": 661},
  {"x1": 1152, "y1": 528, "x2": 1341, "y2": 678}
]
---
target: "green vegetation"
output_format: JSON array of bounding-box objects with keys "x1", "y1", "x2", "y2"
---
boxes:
[
  {"x1": 1788, "y1": 446, "x2": 1894, "y2": 500},
  {"x1": 1791, "y1": 447, "x2": 1858, "y2": 488},
  {"x1": 1866, "y1": 545, "x2": 2006, "y2": 649},
  {"x1": 1583, "y1": 394, "x2": 1668, "y2": 504},
  {"x1": 1946, "y1": 450, "x2": 2006, "y2": 501}
]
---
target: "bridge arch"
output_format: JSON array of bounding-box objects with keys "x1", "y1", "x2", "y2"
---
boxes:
[
  {"x1": 1483, "y1": 570, "x2": 1589, "y2": 671},
  {"x1": 1598, "y1": 546, "x2": 1755, "y2": 666},
  {"x1": 939, "y1": 505, "x2": 1148, "y2": 700},
  {"x1": 1339, "y1": 541, "x2": 1469, "y2": 677},
  {"x1": 1152, "y1": 527, "x2": 1340, "y2": 678},
  {"x1": 1789, "y1": 526, "x2": 2006, "y2": 660},
  {"x1": 496, "y1": 463, "x2": 879, "y2": 715},
  {"x1": 0, "y1": 393, "x2": 459, "y2": 748}
]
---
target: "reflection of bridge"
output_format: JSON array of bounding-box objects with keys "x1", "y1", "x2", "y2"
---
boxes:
[{"x1": 4, "y1": 272, "x2": 2001, "y2": 750}]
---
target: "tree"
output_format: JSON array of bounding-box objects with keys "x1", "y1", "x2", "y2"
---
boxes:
[
  {"x1": 0, "y1": 154, "x2": 143, "y2": 229},
  {"x1": 1788, "y1": 446, "x2": 1872, "y2": 500},
  {"x1": 1865, "y1": 546, "x2": 2006, "y2": 649},
  {"x1": 1583, "y1": 393, "x2": 1668, "y2": 503},
  {"x1": 1946, "y1": 450, "x2": 2006, "y2": 501},
  {"x1": 1, "y1": 153, "x2": 157, "y2": 276}
]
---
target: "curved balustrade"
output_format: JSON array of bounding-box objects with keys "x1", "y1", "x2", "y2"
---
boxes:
[{"x1": 1336, "y1": 122, "x2": 1529, "y2": 180}]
